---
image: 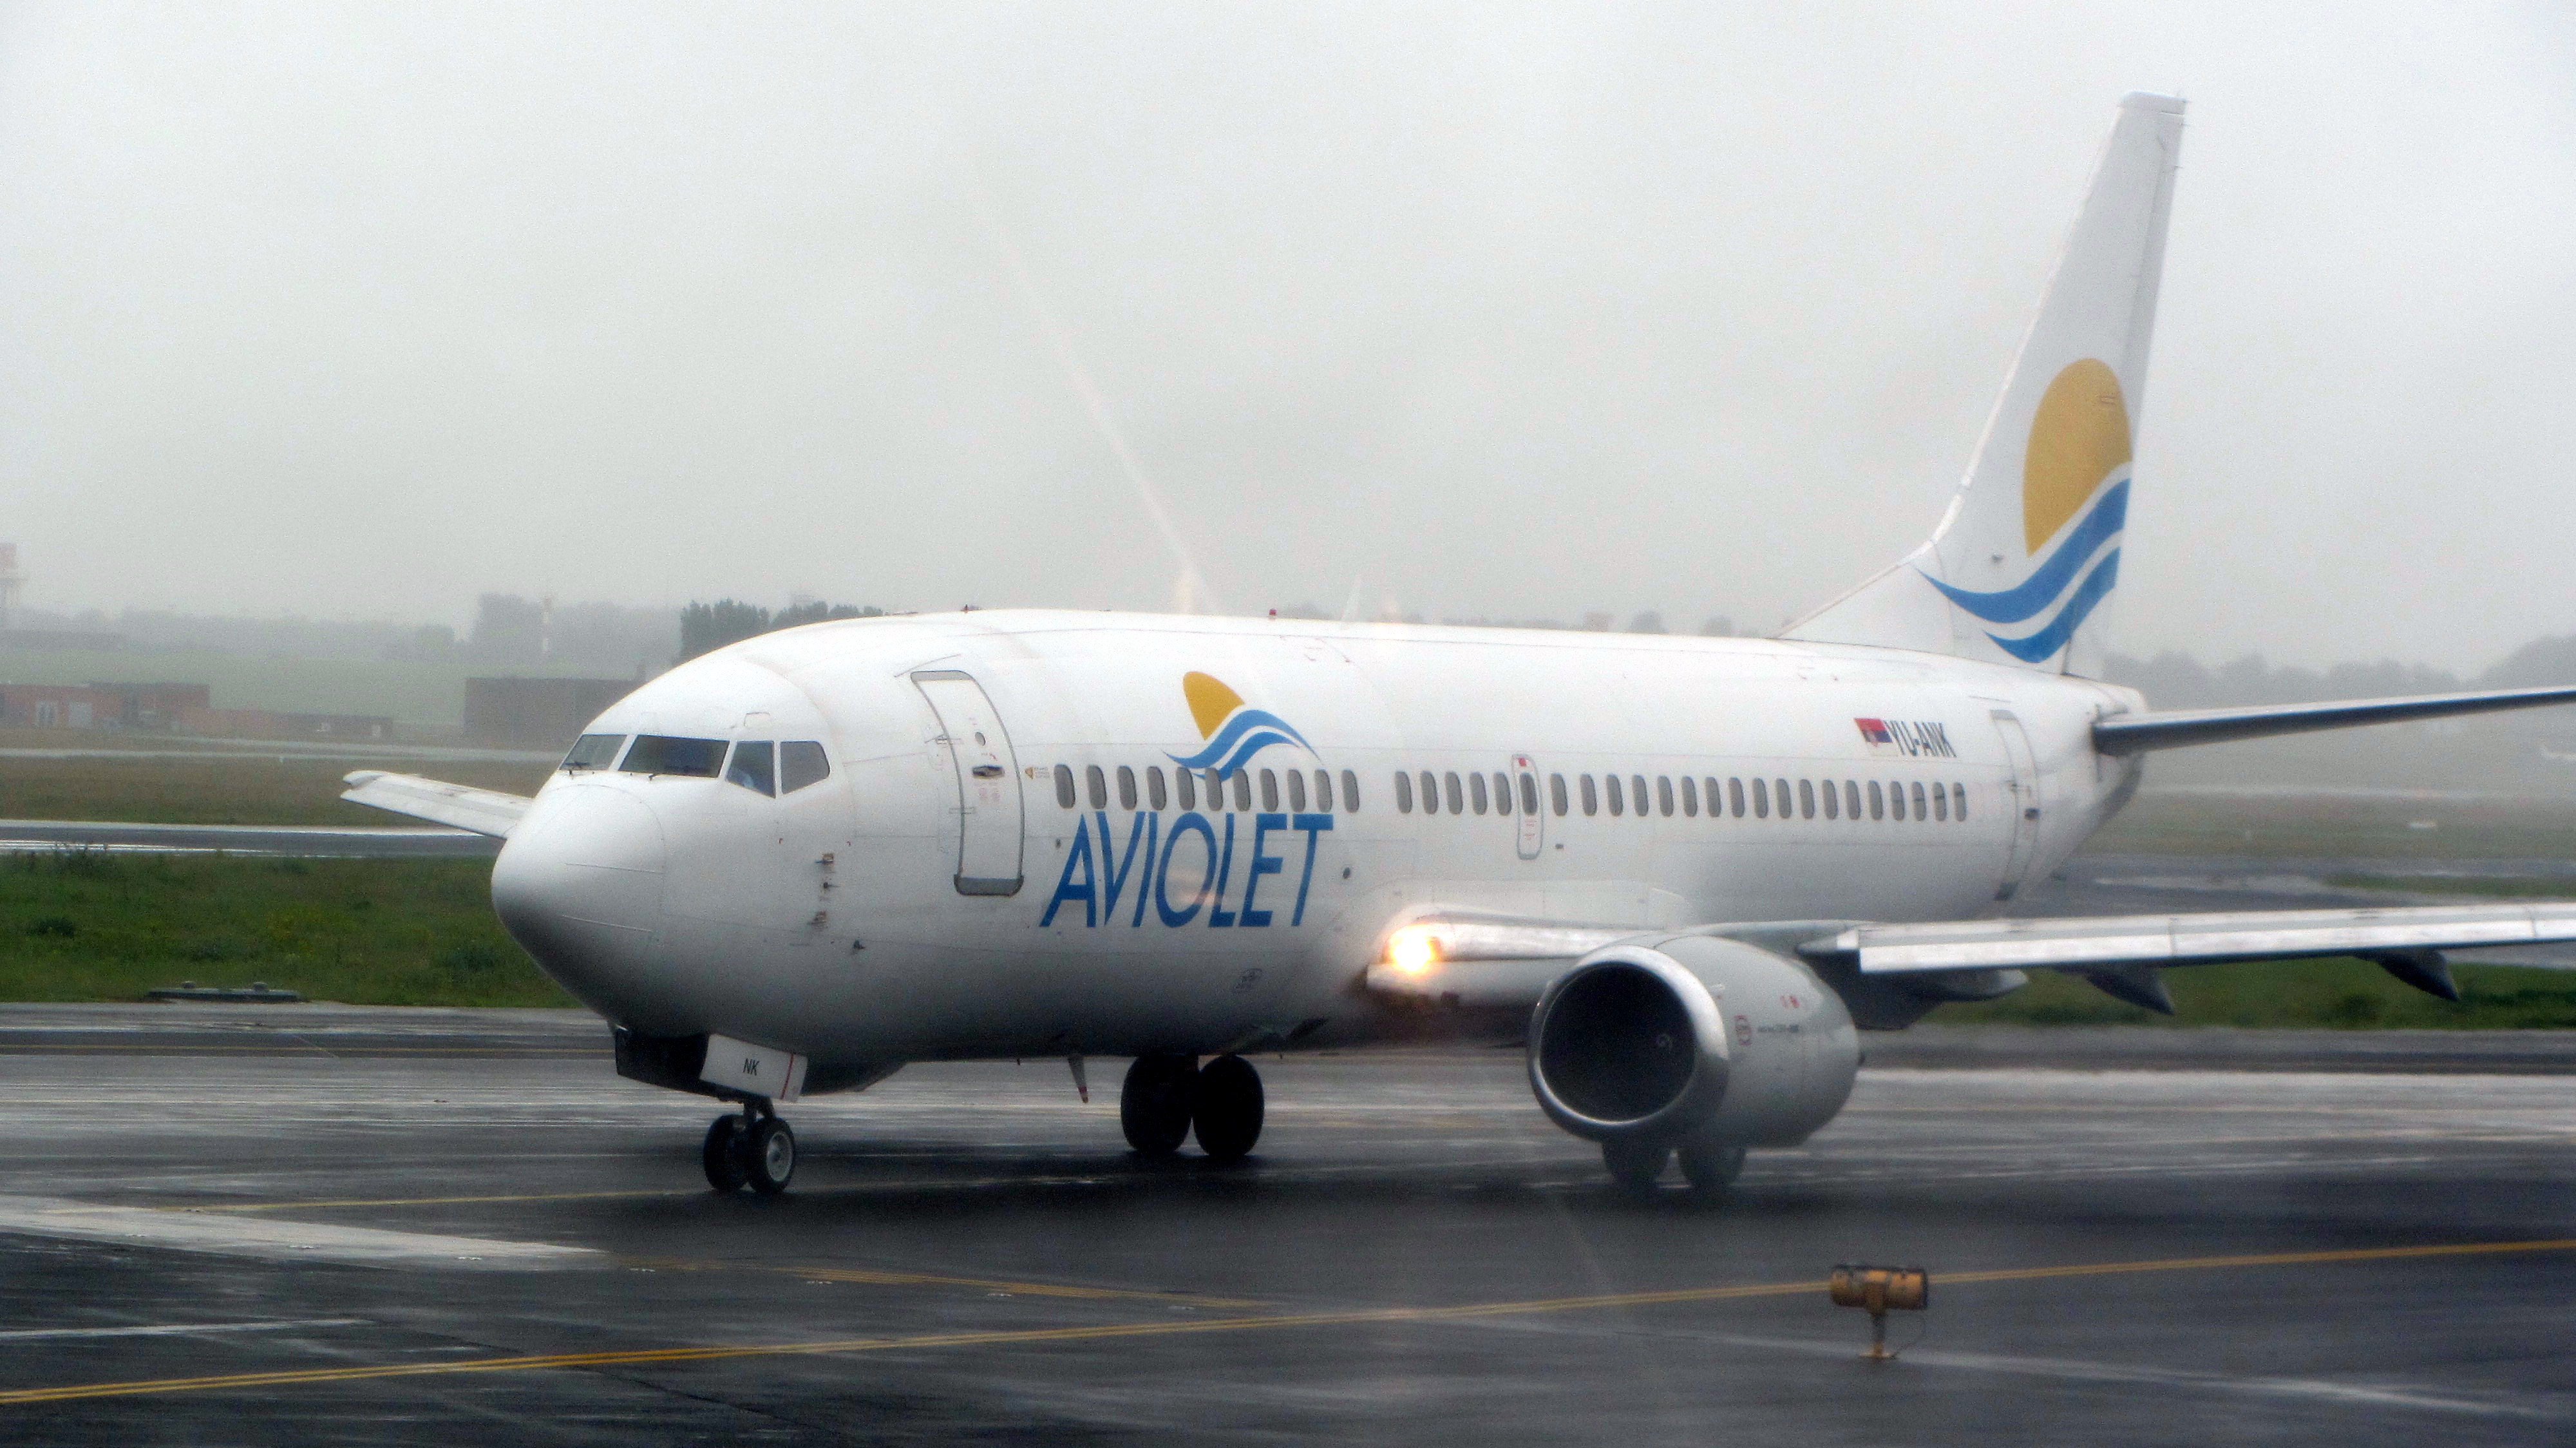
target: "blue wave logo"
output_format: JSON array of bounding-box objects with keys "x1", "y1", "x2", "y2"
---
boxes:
[
  {"x1": 1168, "y1": 672, "x2": 1314, "y2": 776},
  {"x1": 1923, "y1": 478, "x2": 2128, "y2": 662}
]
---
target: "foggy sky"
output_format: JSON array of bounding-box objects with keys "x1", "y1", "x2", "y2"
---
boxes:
[{"x1": 3, "y1": 3, "x2": 2571, "y2": 670}]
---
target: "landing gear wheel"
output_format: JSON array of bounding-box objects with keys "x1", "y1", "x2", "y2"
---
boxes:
[
  {"x1": 702, "y1": 1114, "x2": 750, "y2": 1193},
  {"x1": 1602, "y1": 1138, "x2": 1671, "y2": 1192},
  {"x1": 1191, "y1": 1054, "x2": 1265, "y2": 1162},
  {"x1": 1677, "y1": 1137, "x2": 1746, "y2": 1192},
  {"x1": 745, "y1": 1116, "x2": 796, "y2": 1195},
  {"x1": 1121, "y1": 1054, "x2": 1198, "y2": 1156}
]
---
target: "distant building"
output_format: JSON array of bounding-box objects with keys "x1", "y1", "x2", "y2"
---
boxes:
[
  {"x1": 178, "y1": 707, "x2": 394, "y2": 742},
  {"x1": 465, "y1": 677, "x2": 636, "y2": 748},
  {"x1": 0, "y1": 681, "x2": 208, "y2": 730}
]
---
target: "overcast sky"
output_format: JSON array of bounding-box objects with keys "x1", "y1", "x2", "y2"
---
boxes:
[{"x1": 2, "y1": 3, "x2": 2571, "y2": 669}]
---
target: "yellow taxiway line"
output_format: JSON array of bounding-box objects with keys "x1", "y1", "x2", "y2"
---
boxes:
[{"x1": 5, "y1": 1237, "x2": 2571, "y2": 1408}]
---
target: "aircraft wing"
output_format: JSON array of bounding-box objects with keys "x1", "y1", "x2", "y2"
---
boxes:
[
  {"x1": 339, "y1": 770, "x2": 533, "y2": 839},
  {"x1": 1365, "y1": 902, "x2": 2576, "y2": 1016},
  {"x1": 2093, "y1": 684, "x2": 2576, "y2": 754}
]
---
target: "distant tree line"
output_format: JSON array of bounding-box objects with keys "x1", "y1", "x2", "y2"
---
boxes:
[
  {"x1": 678, "y1": 598, "x2": 885, "y2": 662},
  {"x1": 2101, "y1": 638, "x2": 2576, "y2": 709}
]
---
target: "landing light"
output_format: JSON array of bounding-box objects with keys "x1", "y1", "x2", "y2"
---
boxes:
[
  {"x1": 1385, "y1": 926, "x2": 1443, "y2": 976},
  {"x1": 1829, "y1": 1264, "x2": 1929, "y2": 1360}
]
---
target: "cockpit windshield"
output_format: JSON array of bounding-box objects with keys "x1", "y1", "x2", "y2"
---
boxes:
[
  {"x1": 724, "y1": 741, "x2": 777, "y2": 795},
  {"x1": 562, "y1": 733, "x2": 625, "y2": 772},
  {"x1": 619, "y1": 735, "x2": 726, "y2": 777}
]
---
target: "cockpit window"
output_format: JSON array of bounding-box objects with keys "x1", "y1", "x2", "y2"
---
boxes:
[
  {"x1": 780, "y1": 741, "x2": 831, "y2": 794},
  {"x1": 562, "y1": 733, "x2": 625, "y2": 771},
  {"x1": 725, "y1": 741, "x2": 777, "y2": 796},
  {"x1": 620, "y1": 735, "x2": 726, "y2": 777}
]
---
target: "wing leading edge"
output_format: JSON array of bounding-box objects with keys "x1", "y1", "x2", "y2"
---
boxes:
[{"x1": 340, "y1": 770, "x2": 532, "y2": 839}]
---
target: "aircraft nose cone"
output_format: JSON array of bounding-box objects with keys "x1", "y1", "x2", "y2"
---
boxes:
[{"x1": 492, "y1": 785, "x2": 669, "y2": 1018}]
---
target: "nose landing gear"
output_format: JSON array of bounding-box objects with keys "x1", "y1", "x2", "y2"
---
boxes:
[
  {"x1": 702, "y1": 1101, "x2": 796, "y2": 1195},
  {"x1": 1119, "y1": 1053, "x2": 1265, "y2": 1162}
]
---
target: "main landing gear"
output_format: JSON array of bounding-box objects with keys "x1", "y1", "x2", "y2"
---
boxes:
[
  {"x1": 703, "y1": 1101, "x2": 795, "y2": 1195},
  {"x1": 1120, "y1": 1053, "x2": 1264, "y2": 1163},
  {"x1": 1602, "y1": 1134, "x2": 1747, "y2": 1194}
]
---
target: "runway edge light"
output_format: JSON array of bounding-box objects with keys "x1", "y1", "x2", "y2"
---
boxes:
[{"x1": 1828, "y1": 1264, "x2": 1929, "y2": 1361}]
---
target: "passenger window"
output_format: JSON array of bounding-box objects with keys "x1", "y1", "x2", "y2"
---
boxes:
[
  {"x1": 1580, "y1": 774, "x2": 1598, "y2": 815},
  {"x1": 1086, "y1": 765, "x2": 1108, "y2": 810},
  {"x1": 724, "y1": 741, "x2": 777, "y2": 796},
  {"x1": 1233, "y1": 770, "x2": 1253, "y2": 812},
  {"x1": 562, "y1": 732, "x2": 625, "y2": 771},
  {"x1": 1260, "y1": 769, "x2": 1280, "y2": 812},
  {"x1": 1911, "y1": 781, "x2": 1929, "y2": 819},
  {"x1": 1520, "y1": 772, "x2": 1539, "y2": 816},
  {"x1": 1656, "y1": 776, "x2": 1674, "y2": 817},
  {"x1": 1148, "y1": 766, "x2": 1169, "y2": 811},
  {"x1": 1952, "y1": 783, "x2": 1967, "y2": 821},
  {"x1": 1421, "y1": 771, "x2": 1439, "y2": 815},
  {"x1": 1752, "y1": 777, "x2": 1768, "y2": 819},
  {"x1": 1313, "y1": 770, "x2": 1331, "y2": 812},
  {"x1": 1342, "y1": 770, "x2": 1361, "y2": 812},
  {"x1": 1177, "y1": 767, "x2": 1197, "y2": 810},
  {"x1": 1799, "y1": 779, "x2": 1815, "y2": 819},
  {"x1": 1681, "y1": 777, "x2": 1698, "y2": 817},
  {"x1": 1551, "y1": 774, "x2": 1570, "y2": 816},
  {"x1": 1633, "y1": 776, "x2": 1649, "y2": 817},
  {"x1": 1469, "y1": 772, "x2": 1488, "y2": 815},
  {"x1": 1054, "y1": 764, "x2": 1077, "y2": 809},
  {"x1": 1208, "y1": 768, "x2": 1227, "y2": 807},
  {"x1": 1776, "y1": 779, "x2": 1792, "y2": 819},
  {"x1": 1117, "y1": 765, "x2": 1138, "y2": 811},
  {"x1": 1395, "y1": 770, "x2": 1415, "y2": 814},
  {"x1": 621, "y1": 735, "x2": 726, "y2": 777},
  {"x1": 1606, "y1": 774, "x2": 1625, "y2": 816},
  {"x1": 1890, "y1": 781, "x2": 1907, "y2": 821},
  {"x1": 1729, "y1": 777, "x2": 1745, "y2": 817},
  {"x1": 1287, "y1": 769, "x2": 1307, "y2": 812},
  {"x1": 1869, "y1": 779, "x2": 1886, "y2": 819},
  {"x1": 1932, "y1": 779, "x2": 1948, "y2": 821},
  {"x1": 1493, "y1": 772, "x2": 1513, "y2": 817},
  {"x1": 1845, "y1": 781, "x2": 1861, "y2": 820},
  {"x1": 1443, "y1": 772, "x2": 1464, "y2": 815},
  {"x1": 1822, "y1": 778, "x2": 1839, "y2": 819}
]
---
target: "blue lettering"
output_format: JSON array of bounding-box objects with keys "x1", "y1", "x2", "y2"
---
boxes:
[
  {"x1": 1038, "y1": 815, "x2": 1097, "y2": 928},
  {"x1": 1095, "y1": 810, "x2": 1158, "y2": 927},
  {"x1": 1239, "y1": 813, "x2": 1287, "y2": 927},
  {"x1": 1289, "y1": 812, "x2": 1333, "y2": 925},
  {"x1": 1208, "y1": 812, "x2": 1238, "y2": 928},
  {"x1": 1155, "y1": 812, "x2": 1215, "y2": 927}
]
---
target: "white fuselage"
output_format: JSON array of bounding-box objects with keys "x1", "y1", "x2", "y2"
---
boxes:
[{"x1": 490, "y1": 611, "x2": 2144, "y2": 1068}]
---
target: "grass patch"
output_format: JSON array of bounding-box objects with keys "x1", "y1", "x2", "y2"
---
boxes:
[
  {"x1": 0, "y1": 754, "x2": 552, "y2": 826},
  {"x1": 2089, "y1": 790, "x2": 2576, "y2": 860},
  {"x1": 1932, "y1": 955, "x2": 2576, "y2": 1029},
  {"x1": 0, "y1": 850, "x2": 574, "y2": 1006},
  {"x1": 2323, "y1": 873, "x2": 2576, "y2": 899}
]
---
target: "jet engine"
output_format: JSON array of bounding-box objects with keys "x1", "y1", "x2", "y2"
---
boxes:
[{"x1": 1528, "y1": 935, "x2": 1859, "y2": 1167}]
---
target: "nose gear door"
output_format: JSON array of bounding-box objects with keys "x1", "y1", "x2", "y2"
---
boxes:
[{"x1": 913, "y1": 671, "x2": 1025, "y2": 896}]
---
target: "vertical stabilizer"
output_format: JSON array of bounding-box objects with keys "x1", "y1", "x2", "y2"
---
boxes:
[{"x1": 1784, "y1": 93, "x2": 2184, "y2": 676}]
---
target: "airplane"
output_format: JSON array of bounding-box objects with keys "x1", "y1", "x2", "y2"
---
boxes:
[{"x1": 346, "y1": 93, "x2": 2576, "y2": 1197}]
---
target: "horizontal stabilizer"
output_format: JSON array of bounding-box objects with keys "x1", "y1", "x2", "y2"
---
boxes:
[
  {"x1": 2094, "y1": 685, "x2": 2576, "y2": 755},
  {"x1": 1817, "y1": 904, "x2": 2576, "y2": 975},
  {"x1": 340, "y1": 771, "x2": 532, "y2": 839}
]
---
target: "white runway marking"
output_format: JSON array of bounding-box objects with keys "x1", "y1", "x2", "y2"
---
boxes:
[
  {"x1": 0, "y1": 1319, "x2": 365, "y2": 1343},
  {"x1": 0, "y1": 1196, "x2": 600, "y2": 1270}
]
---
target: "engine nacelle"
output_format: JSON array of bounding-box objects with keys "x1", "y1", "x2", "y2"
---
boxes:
[{"x1": 1528, "y1": 934, "x2": 1859, "y2": 1149}]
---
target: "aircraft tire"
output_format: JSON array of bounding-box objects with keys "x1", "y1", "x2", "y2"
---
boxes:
[
  {"x1": 1677, "y1": 1137, "x2": 1747, "y2": 1192},
  {"x1": 745, "y1": 1116, "x2": 796, "y2": 1196},
  {"x1": 1121, "y1": 1054, "x2": 1198, "y2": 1156},
  {"x1": 1191, "y1": 1054, "x2": 1265, "y2": 1162},
  {"x1": 1601, "y1": 1138, "x2": 1671, "y2": 1192},
  {"x1": 703, "y1": 1114, "x2": 751, "y2": 1192}
]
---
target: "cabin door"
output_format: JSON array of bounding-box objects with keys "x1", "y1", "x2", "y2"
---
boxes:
[
  {"x1": 1989, "y1": 709, "x2": 2041, "y2": 900},
  {"x1": 913, "y1": 670, "x2": 1025, "y2": 897}
]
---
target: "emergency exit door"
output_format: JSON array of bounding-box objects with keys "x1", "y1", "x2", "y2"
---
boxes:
[
  {"x1": 913, "y1": 671, "x2": 1025, "y2": 896},
  {"x1": 1990, "y1": 709, "x2": 2042, "y2": 901}
]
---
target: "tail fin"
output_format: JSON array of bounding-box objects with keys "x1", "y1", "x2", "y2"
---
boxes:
[{"x1": 1784, "y1": 93, "x2": 2184, "y2": 676}]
